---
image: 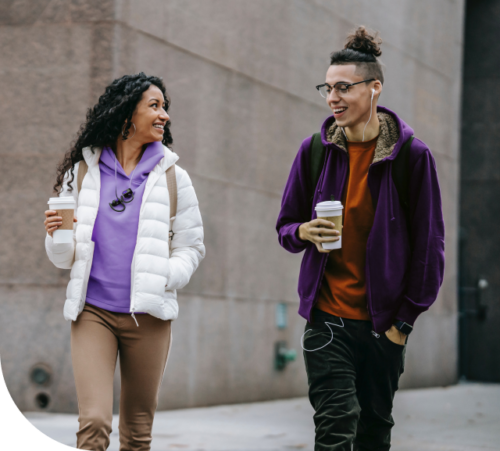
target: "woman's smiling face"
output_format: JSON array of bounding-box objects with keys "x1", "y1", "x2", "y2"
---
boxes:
[{"x1": 128, "y1": 85, "x2": 170, "y2": 144}]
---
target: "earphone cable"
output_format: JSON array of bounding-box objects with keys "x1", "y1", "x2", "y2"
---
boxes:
[
  {"x1": 112, "y1": 151, "x2": 138, "y2": 210},
  {"x1": 362, "y1": 89, "x2": 375, "y2": 142}
]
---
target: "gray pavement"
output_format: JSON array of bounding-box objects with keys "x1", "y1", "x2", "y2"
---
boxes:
[{"x1": 24, "y1": 383, "x2": 500, "y2": 451}]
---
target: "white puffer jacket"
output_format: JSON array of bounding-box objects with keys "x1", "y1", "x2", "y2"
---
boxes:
[{"x1": 45, "y1": 145, "x2": 205, "y2": 322}]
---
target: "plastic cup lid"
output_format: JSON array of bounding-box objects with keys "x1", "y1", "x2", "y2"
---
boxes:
[
  {"x1": 315, "y1": 200, "x2": 343, "y2": 211},
  {"x1": 47, "y1": 196, "x2": 75, "y2": 205}
]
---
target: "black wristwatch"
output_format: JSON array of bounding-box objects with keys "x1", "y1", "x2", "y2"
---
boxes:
[{"x1": 394, "y1": 320, "x2": 413, "y2": 336}]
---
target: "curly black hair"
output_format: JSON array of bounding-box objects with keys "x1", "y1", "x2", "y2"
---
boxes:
[{"x1": 54, "y1": 72, "x2": 173, "y2": 193}]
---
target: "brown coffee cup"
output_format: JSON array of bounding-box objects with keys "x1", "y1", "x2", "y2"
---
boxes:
[
  {"x1": 47, "y1": 197, "x2": 76, "y2": 243},
  {"x1": 315, "y1": 200, "x2": 344, "y2": 250}
]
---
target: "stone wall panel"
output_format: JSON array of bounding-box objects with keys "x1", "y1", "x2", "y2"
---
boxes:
[{"x1": 0, "y1": 0, "x2": 464, "y2": 413}]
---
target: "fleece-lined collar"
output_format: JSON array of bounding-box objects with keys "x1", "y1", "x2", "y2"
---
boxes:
[{"x1": 325, "y1": 112, "x2": 401, "y2": 164}]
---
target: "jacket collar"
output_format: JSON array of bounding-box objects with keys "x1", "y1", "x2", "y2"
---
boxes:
[
  {"x1": 82, "y1": 145, "x2": 101, "y2": 168},
  {"x1": 320, "y1": 105, "x2": 413, "y2": 164},
  {"x1": 152, "y1": 144, "x2": 179, "y2": 175},
  {"x1": 82, "y1": 143, "x2": 179, "y2": 172},
  {"x1": 81, "y1": 143, "x2": 180, "y2": 215}
]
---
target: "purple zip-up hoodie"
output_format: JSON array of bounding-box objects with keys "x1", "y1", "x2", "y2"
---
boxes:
[{"x1": 276, "y1": 106, "x2": 445, "y2": 334}]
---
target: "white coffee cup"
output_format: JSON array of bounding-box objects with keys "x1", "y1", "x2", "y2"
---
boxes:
[
  {"x1": 315, "y1": 200, "x2": 344, "y2": 250},
  {"x1": 47, "y1": 197, "x2": 76, "y2": 244}
]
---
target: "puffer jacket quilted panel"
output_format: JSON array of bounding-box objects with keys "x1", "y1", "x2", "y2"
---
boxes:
[{"x1": 45, "y1": 145, "x2": 205, "y2": 322}]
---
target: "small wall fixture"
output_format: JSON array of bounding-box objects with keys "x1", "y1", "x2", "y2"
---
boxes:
[
  {"x1": 276, "y1": 303, "x2": 288, "y2": 329},
  {"x1": 35, "y1": 393, "x2": 50, "y2": 409},
  {"x1": 275, "y1": 341, "x2": 297, "y2": 370},
  {"x1": 30, "y1": 364, "x2": 52, "y2": 387}
]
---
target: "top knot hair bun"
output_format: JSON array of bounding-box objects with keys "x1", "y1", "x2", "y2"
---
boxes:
[
  {"x1": 329, "y1": 26, "x2": 385, "y2": 84},
  {"x1": 344, "y1": 26, "x2": 382, "y2": 58}
]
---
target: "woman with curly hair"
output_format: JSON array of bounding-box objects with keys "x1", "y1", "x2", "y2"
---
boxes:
[{"x1": 43, "y1": 73, "x2": 205, "y2": 450}]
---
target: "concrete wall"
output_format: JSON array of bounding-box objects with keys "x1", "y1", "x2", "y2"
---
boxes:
[{"x1": 0, "y1": 0, "x2": 464, "y2": 413}]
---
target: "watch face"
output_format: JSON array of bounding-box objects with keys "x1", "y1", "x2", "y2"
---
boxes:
[
  {"x1": 395, "y1": 321, "x2": 412, "y2": 335},
  {"x1": 400, "y1": 323, "x2": 412, "y2": 335}
]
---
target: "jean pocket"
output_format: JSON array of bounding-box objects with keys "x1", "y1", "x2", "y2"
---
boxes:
[{"x1": 381, "y1": 331, "x2": 406, "y2": 350}]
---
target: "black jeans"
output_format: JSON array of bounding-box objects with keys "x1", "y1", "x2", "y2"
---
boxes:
[{"x1": 303, "y1": 309, "x2": 406, "y2": 451}]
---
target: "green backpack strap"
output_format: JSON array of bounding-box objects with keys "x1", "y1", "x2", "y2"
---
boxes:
[
  {"x1": 392, "y1": 135, "x2": 414, "y2": 231},
  {"x1": 309, "y1": 132, "x2": 326, "y2": 202}
]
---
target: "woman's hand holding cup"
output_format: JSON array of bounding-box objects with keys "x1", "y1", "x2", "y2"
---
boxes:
[
  {"x1": 44, "y1": 210, "x2": 77, "y2": 238},
  {"x1": 298, "y1": 219, "x2": 340, "y2": 253}
]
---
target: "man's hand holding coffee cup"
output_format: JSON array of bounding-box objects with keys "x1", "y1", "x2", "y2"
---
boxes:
[
  {"x1": 298, "y1": 219, "x2": 340, "y2": 253},
  {"x1": 44, "y1": 210, "x2": 77, "y2": 238}
]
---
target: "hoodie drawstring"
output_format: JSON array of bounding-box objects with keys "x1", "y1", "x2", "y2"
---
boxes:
[{"x1": 131, "y1": 312, "x2": 139, "y2": 327}]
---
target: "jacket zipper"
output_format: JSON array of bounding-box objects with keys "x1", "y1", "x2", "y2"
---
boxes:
[
  {"x1": 365, "y1": 165, "x2": 375, "y2": 323},
  {"x1": 128, "y1": 170, "x2": 164, "y2": 327},
  {"x1": 81, "y1": 242, "x2": 96, "y2": 310},
  {"x1": 80, "y1": 155, "x2": 100, "y2": 312},
  {"x1": 129, "y1": 214, "x2": 141, "y2": 327},
  {"x1": 365, "y1": 158, "x2": 390, "y2": 329},
  {"x1": 310, "y1": 149, "x2": 349, "y2": 314},
  {"x1": 129, "y1": 179, "x2": 150, "y2": 327}
]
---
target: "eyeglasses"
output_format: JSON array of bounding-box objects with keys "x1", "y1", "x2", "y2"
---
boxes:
[{"x1": 316, "y1": 79, "x2": 375, "y2": 98}]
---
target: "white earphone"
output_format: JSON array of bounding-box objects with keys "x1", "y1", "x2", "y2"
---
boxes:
[
  {"x1": 362, "y1": 88, "x2": 376, "y2": 142},
  {"x1": 342, "y1": 87, "x2": 377, "y2": 142}
]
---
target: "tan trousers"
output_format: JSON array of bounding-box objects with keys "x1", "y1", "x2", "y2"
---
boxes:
[{"x1": 71, "y1": 303, "x2": 172, "y2": 451}]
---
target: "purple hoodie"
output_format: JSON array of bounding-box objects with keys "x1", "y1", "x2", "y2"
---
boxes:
[
  {"x1": 276, "y1": 106, "x2": 445, "y2": 333},
  {"x1": 85, "y1": 142, "x2": 164, "y2": 313}
]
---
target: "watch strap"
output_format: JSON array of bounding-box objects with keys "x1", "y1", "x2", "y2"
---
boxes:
[{"x1": 394, "y1": 320, "x2": 413, "y2": 335}]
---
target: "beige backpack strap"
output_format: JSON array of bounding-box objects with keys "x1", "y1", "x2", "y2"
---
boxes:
[
  {"x1": 77, "y1": 159, "x2": 88, "y2": 194},
  {"x1": 166, "y1": 165, "x2": 177, "y2": 241}
]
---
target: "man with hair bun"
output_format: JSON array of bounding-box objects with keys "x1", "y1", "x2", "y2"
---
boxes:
[{"x1": 277, "y1": 26, "x2": 445, "y2": 450}]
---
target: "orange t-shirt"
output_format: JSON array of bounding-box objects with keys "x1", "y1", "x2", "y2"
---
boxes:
[{"x1": 315, "y1": 135, "x2": 378, "y2": 321}]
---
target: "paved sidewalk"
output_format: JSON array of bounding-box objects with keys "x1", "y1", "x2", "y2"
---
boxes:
[{"x1": 24, "y1": 383, "x2": 500, "y2": 451}]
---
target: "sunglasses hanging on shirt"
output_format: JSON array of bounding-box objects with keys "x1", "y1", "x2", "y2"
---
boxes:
[{"x1": 109, "y1": 154, "x2": 137, "y2": 213}]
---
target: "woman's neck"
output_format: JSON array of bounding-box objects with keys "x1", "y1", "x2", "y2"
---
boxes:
[{"x1": 114, "y1": 138, "x2": 145, "y2": 176}]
